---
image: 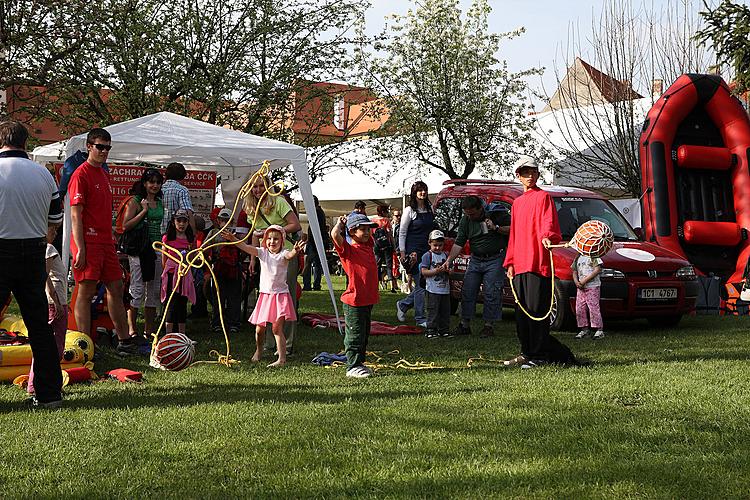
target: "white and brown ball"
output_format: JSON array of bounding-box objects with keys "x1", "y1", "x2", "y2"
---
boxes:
[
  {"x1": 573, "y1": 219, "x2": 614, "y2": 259},
  {"x1": 155, "y1": 333, "x2": 195, "y2": 371}
]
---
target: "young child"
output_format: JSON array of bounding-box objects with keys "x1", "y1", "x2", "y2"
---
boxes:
[
  {"x1": 206, "y1": 208, "x2": 244, "y2": 334},
  {"x1": 330, "y1": 213, "x2": 379, "y2": 378},
  {"x1": 160, "y1": 209, "x2": 196, "y2": 334},
  {"x1": 572, "y1": 253, "x2": 604, "y2": 339},
  {"x1": 223, "y1": 224, "x2": 304, "y2": 367},
  {"x1": 28, "y1": 223, "x2": 67, "y2": 396},
  {"x1": 420, "y1": 230, "x2": 452, "y2": 339}
]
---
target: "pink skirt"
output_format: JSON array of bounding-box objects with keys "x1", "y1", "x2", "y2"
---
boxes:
[{"x1": 249, "y1": 292, "x2": 297, "y2": 325}]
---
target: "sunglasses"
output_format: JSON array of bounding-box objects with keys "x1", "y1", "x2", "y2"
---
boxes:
[{"x1": 89, "y1": 143, "x2": 112, "y2": 152}]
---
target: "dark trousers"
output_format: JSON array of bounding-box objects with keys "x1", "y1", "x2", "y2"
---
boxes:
[
  {"x1": 302, "y1": 250, "x2": 322, "y2": 290},
  {"x1": 210, "y1": 274, "x2": 242, "y2": 328},
  {"x1": 513, "y1": 272, "x2": 576, "y2": 364},
  {"x1": 343, "y1": 303, "x2": 372, "y2": 368},
  {"x1": 163, "y1": 273, "x2": 187, "y2": 324},
  {"x1": 425, "y1": 291, "x2": 450, "y2": 334},
  {"x1": 0, "y1": 238, "x2": 62, "y2": 402}
]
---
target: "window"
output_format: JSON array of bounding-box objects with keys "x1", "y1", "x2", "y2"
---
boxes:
[
  {"x1": 333, "y1": 94, "x2": 345, "y2": 130},
  {"x1": 433, "y1": 197, "x2": 463, "y2": 237},
  {"x1": 554, "y1": 197, "x2": 638, "y2": 241}
]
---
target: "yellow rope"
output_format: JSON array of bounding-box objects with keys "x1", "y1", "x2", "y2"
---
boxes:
[
  {"x1": 508, "y1": 247, "x2": 563, "y2": 321},
  {"x1": 150, "y1": 160, "x2": 286, "y2": 369},
  {"x1": 324, "y1": 350, "x2": 445, "y2": 373}
]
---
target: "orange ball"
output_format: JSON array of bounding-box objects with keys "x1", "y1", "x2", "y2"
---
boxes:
[{"x1": 572, "y1": 220, "x2": 613, "y2": 258}]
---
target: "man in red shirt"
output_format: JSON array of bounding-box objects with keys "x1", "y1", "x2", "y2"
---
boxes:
[
  {"x1": 504, "y1": 157, "x2": 576, "y2": 369},
  {"x1": 69, "y1": 128, "x2": 133, "y2": 355},
  {"x1": 331, "y1": 212, "x2": 379, "y2": 378}
]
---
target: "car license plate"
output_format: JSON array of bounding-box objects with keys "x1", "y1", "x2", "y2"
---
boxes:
[{"x1": 638, "y1": 288, "x2": 677, "y2": 300}]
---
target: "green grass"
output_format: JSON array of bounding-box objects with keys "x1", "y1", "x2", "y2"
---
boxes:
[{"x1": 2, "y1": 277, "x2": 750, "y2": 498}]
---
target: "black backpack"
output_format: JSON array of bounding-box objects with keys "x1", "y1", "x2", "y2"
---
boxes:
[{"x1": 373, "y1": 226, "x2": 393, "y2": 252}]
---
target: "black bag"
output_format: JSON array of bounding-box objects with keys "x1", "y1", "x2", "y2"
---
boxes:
[
  {"x1": 373, "y1": 226, "x2": 393, "y2": 252},
  {"x1": 117, "y1": 223, "x2": 149, "y2": 256}
]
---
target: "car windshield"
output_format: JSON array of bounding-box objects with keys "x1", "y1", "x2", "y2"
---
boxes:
[{"x1": 554, "y1": 197, "x2": 638, "y2": 241}]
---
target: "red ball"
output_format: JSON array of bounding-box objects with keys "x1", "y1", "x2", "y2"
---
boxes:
[{"x1": 155, "y1": 333, "x2": 195, "y2": 371}]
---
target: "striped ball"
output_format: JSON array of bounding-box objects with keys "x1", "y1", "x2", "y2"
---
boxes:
[
  {"x1": 155, "y1": 333, "x2": 195, "y2": 371},
  {"x1": 573, "y1": 219, "x2": 614, "y2": 258}
]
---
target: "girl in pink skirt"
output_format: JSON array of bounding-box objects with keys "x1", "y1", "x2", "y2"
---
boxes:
[{"x1": 223, "y1": 225, "x2": 304, "y2": 367}]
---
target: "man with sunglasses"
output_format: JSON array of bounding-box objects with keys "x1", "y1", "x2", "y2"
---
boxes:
[{"x1": 68, "y1": 128, "x2": 134, "y2": 355}]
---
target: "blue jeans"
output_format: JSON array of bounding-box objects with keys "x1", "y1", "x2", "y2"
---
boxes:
[
  {"x1": 398, "y1": 259, "x2": 426, "y2": 324},
  {"x1": 461, "y1": 252, "x2": 505, "y2": 323},
  {"x1": 302, "y1": 250, "x2": 322, "y2": 290}
]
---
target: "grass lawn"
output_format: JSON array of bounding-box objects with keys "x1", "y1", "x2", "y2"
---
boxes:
[{"x1": 2, "y1": 276, "x2": 750, "y2": 498}]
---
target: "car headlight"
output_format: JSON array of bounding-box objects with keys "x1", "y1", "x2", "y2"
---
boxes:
[
  {"x1": 600, "y1": 268, "x2": 625, "y2": 279},
  {"x1": 675, "y1": 265, "x2": 696, "y2": 280}
]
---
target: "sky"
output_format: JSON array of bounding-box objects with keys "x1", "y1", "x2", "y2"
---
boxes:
[{"x1": 362, "y1": 0, "x2": 732, "y2": 110}]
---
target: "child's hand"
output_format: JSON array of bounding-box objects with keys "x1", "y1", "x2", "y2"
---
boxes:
[
  {"x1": 220, "y1": 230, "x2": 238, "y2": 242},
  {"x1": 293, "y1": 240, "x2": 306, "y2": 253},
  {"x1": 337, "y1": 215, "x2": 347, "y2": 227}
]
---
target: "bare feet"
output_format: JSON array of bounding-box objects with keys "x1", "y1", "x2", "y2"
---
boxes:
[
  {"x1": 251, "y1": 351, "x2": 262, "y2": 363},
  {"x1": 266, "y1": 359, "x2": 286, "y2": 368}
]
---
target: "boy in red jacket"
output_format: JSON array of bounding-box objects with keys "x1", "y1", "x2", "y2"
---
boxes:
[
  {"x1": 331, "y1": 213, "x2": 379, "y2": 378},
  {"x1": 503, "y1": 157, "x2": 576, "y2": 369}
]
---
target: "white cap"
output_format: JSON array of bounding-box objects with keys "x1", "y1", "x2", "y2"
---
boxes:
[
  {"x1": 513, "y1": 155, "x2": 539, "y2": 174},
  {"x1": 429, "y1": 229, "x2": 445, "y2": 241}
]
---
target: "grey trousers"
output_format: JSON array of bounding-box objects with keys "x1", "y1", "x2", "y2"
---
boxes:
[{"x1": 425, "y1": 291, "x2": 451, "y2": 334}]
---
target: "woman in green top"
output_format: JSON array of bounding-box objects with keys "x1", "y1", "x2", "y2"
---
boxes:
[
  {"x1": 123, "y1": 168, "x2": 165, "y2": 340},
  {"x1": 243, "y1": 173, "x2": 302, "y2": 355}
]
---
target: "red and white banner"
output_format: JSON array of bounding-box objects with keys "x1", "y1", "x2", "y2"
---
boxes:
[{"x1": 54, "y1": 164, "x2": 217, "y2": 222}]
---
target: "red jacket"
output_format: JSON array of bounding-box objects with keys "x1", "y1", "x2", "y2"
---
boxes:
[{"x1": 504, "y1": 187, "x2": 561, "y2": 277}]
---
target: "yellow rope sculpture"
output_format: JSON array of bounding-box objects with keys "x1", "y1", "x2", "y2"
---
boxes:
[{"x1": 150, "y1": 161, "x2": 285, "y2": 368}]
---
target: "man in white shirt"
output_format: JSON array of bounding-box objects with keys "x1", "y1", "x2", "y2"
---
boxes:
[{"x1": 0, "y1": 121, "x2": 63, "y2": 409}]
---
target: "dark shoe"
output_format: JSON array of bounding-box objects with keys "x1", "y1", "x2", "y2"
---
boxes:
[
  {"x1": 211, "y1": 325, "x2": 223, "y2": 333},
  {"x1": 116, "y1": 340, "x2": 139, "y2": 357},
  {"x1": 229, "y1": 327, "x2": 240, "y2": 334},
  {"x1": 26, "y1": 396, "x2": 63, "y2": 410},
  {"x1": 302, "y1": 287, "x2": 312, "y2": 291},
  {"x1": 454, "y1": 324, "x2": 472, "y2": 336},
  {"x1": 391, "y1": 288, "x2": 398, "y2": 294},
  {"x1": 503, "y1": 354, "x2": 528, "y2": 367},
  {"x1": 132, "y1": 334, "x2": 151, "y2": 346},
  {"x1": 312, "y1": 287, "x2": 321, "y2": 291},
  {"x1": 440, "y1": 331, "x2": 454, "y2": 338},
  {"x1": 479, "y1": 325, "x2": 494, "y2": 338},
  {"x1": 425, "y1": 330, "x2": 439, "y2": 339}
]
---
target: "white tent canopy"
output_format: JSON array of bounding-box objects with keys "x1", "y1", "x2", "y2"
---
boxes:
[{"x1": 36, "y1": 111, "x2": 338, "y2": 325}]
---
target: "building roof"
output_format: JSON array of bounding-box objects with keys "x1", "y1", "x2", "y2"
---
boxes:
[{"x1": 543, "y1": 57, "x2": 643, "y2": 112}]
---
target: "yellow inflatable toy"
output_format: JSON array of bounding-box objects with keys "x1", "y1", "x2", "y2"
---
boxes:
[{"x1": 0, "y1": 323, "x2": 94, "y2": 382}]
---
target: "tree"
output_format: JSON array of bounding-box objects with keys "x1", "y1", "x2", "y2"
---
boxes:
[
  {"x1": 539, "y1": 0, "x2": 712, "y2": 197},
  {"x1": 697, "y1": 0, "x2": 750, "y2": 93},
  {"x1": 356, "y1": 0, "x2": 540, "y2": 180}
]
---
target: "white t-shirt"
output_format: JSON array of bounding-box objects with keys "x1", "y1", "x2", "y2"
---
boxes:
[
  {"x1": 46, "y1": 244, "x2": 68, "y2": 305},
  {"x1": 572, "y1": 255, "x2": 601, "y2": 288},
  {"x1": 257, "y1": 247, "x2": 290, "y2": 294},
  {"x1": 420, "y1": 250, "x2": 449, "y2": 295}
]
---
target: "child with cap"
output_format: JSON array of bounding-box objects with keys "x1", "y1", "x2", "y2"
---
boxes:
[
  {"x1": 161, "y1": 208, "x2": 196, "y2": 334},
  {"x1": 330, "y1": 212, "x2": 379, "y2": 378},
  {"x1": 222, "y1": 224, "x2": 304, "y2": 367},
  {"x1": 420, "y1": 229, "x2": 452, "y2": 339},
  {"x1": 205, "y1": 208, "x2": 244, "y2": 334}
]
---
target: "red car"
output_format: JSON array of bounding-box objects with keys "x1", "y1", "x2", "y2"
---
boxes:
[{"x1": 433, "y1": 179, "x2": 699, "y2": 330}]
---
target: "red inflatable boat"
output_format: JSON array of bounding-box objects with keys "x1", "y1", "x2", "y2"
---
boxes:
[{"x1": 639, "y1": 74, "x2": 750, "y2": 300}]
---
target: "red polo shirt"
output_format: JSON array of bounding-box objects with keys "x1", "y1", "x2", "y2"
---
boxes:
[
  {"x1": 334, "y1": 237, "x2": 379, "y2": 307},
  {"x1": 68, "y1": 161, "x2": 114, "y2": 244}
]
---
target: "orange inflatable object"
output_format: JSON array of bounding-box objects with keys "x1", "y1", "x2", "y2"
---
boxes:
[{"x1": 571, "y1": 220, "x2": 614, "y2": 259}]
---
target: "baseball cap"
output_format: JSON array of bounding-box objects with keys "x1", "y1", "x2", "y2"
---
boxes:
[
  {"x1": 174, "y1": 208, "x2": 190, "y2": 220},
  {"x1": 513, "y1": 155, "x2": 539, "y2": 174},
  {"x1": 217, "y1": 208, "x2": 232, "y2": 219},
  {"x1": 429, "y1": 229, "x2": 445, "y2": 241},
  {"x1": 346, "y1": 213, "x2": 377, "y2": 231}
]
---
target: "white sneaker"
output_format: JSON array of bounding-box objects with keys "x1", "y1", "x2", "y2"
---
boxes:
[
  {"x1": 345, "y1": 365, "x2": 372, "y2": 378},
  {"x1": 396, "y1": 303, "x2": 407, "y2": 322},
  {"x1": 593, "y1": 330, "x2": 605, "y2": 339},
  {"x1": 575, "y1": 329, "x2": 589, "y2": 339},
  {"x1": 418, "y1": 322, "x2": 427, "y2": 328}
]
